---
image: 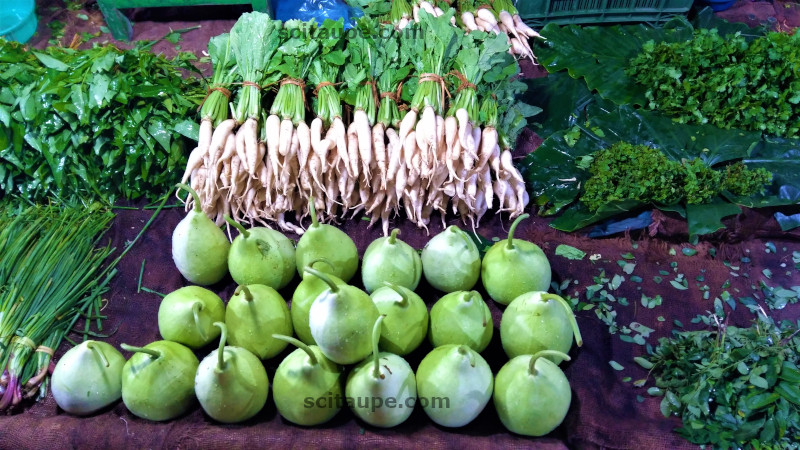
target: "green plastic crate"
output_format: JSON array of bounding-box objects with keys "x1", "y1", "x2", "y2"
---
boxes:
[{"x1": 517, "y1": 0, "x2": 693, "y2": 27}]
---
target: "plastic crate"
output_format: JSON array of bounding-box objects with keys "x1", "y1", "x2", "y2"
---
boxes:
[{"x1": 517, "y1": 0, "x2": 693, "y2": 27}]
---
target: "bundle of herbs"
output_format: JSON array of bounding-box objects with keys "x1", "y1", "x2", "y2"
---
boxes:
[
  {"x1": 0, "y1": 38, "x2": 204, "y2": 204},
  {"x1": 0, "y1": 203, "x2": 114, "y2": 410},
  {"x1": 641, "y1": 313, "x2": 800, "y2": 447}
]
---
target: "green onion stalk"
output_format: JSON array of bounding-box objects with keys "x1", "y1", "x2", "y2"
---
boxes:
[
  {"x1": 391, "y1": 0, "x2": 412, "y2": 26},
  {"x1": 231, "y1": 12, "x2": 283, "y2": 125},
  {"x1": 270, "y1": 20, "x2": 320, "y2": 125},
  {"x1": 201, "y1": 33, "x2": 238, "y2": 127},
  {"x1": 0, "y1": 197, "x2": 168, "y2": 410}
]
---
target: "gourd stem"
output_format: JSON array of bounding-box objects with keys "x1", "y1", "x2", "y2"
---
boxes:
[
  {"x1": 383, "y1": 282, "x2": 409, "y2": 307},
  {"x1": 272, "y1": 334, "x2": 317, "y2": 365},
  {"x1": 528, "y1": 350, "x2": 571, "y2": 376},
  {"x1": 224, "y1": 215, "x2": 249, "y2": 239},
  {"x1": 371, "y1": 315, "x2": 386, "y2": 379},
  {"x1": 307, "y1": 258, "x2": 336, "y2": 272},
  {"x1": 458, "y1": 345, "x2": 475, "y2": 367},
  {"x1": 388, "y1": 228, "x2": 400, "y2": 244},
  {"x1": 192, "y1": 301, "x2": 208, "y2": 341},
  {"x1": 303, "y1": 267, "x2": 339, "y2": 293},
  {"x1": 309, "y1": 196, "x2": 320, "y2": 228},
  {"x1": 541, "y1": 293, "x2": 583, "y2": 347},
  {"x1": 214, "y1": 322, "x2": 227, "y2": 372},
  {"x1": 120, "y1": 343, "x2": 161, "y2": 359},
  {"x1": 235, "y1": 285, "x2": 253, "y2": 302},
  {"x1": 506, "y1": 213, "x2": 529, "y2": 250},
  {"x1": 175, "y1": 183, "x2": 202, "y2": 213},
  {"x1": 86, "y1": 342, "x2": 109, "y2": 368}
]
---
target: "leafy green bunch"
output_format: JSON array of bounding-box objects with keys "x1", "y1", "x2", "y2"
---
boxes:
[
  {"x1": 627, "y1": 29, "x2": 800, "y2": 138},
  {"x1": 643, "y1": 314, "x2": 800, "y2": 447},
  {"x1": 580, "y1": 142, "x2": 772, "y2": 211},
  {"x1": 0, "y1": 38, "x2": 204, "y2": 203}
]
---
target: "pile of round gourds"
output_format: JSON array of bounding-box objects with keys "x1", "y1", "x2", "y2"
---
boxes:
[{"x1": 50, "y1": 185, "x2": 582, "y2": 437}]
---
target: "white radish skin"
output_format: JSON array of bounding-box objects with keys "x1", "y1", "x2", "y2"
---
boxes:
[
  {"x1": 213, "y1": 133, "x2": 236, "y2": 190},
  {"x1": 279, "y1": 118, "x2": 293, "y2": 156},
  {"x1": 461, "y1": 12, "x2": 478, "y2": 31},
  {"x1": 450, "y1": 15, "x2": 456, "y2": 26},
  {"x1": 482, "y1": 167, "x2": 494, "y2": 209},
  {"x1": 498, "y1": 10, "x2": 518, "y2": 37},
  {"x1": 398, "y1": 109, "x2": 417, "y2": 147},
  {"x1": 308, "y1": 153, "x2": 326, "y2": 193},
  {"x1": 490, "y1": 145, "x2": 501, "y2": 176},
  {"x1": 310, "y1": 118, "x2": 323, "y2": 166},
  {"x1": 408, "y1": 151, "x2": 421, "y2": 188},
  {"x1": 476, "y1": 8, "x2": 498, "y2": 26},
  {"x1": 510, "y1": 38, "x2": 528, "y2": 57},
  {"x1": 332, "y1": 117, "x2": 348, "y2": 174},
  {"x1": 395, "y1": 162, "x2": 407, "y2": 202},
  {"x1": 434, "y1": 114, "x2": 444, "y2": 166},
  {"x1": 413, "y1": 4, "x2": 420, "y2": 22},
  {"x1": 433, "y1": 6, "x2": 444, "y2": 17},
  {"x1": 398, "y1": 17, "x2": 409, "y2": 30},
  {"x1": 181, "y1": 146, "x2": 206, "y2": 185},
  {"x1": 501, "y1": 150, "x2": 524, "y2": 183},
  {"x1": 198, "y1": 119, "x2": 213, "y2": 156},
  {"x1": 373, "y1": 123, "x2": 387, "y2": 189},
  {"x1": 346, "y1": 121, "x2": 360, "y2": 180},
  {"x1": 404, "y1": 130, "x2": 417, "y2": 170},
  {"x1": 296, "y1": 121, "x2": 312, "y2": 169},
  {"x1": 470, "y1": 126, "x2": 482, "y2": 161},
  {"x1": 419, "y1": 1, "x2": 435, "y2": 16},
  {"x1": 477, "y1": 126, "x2": 497, "y2": 172},
  {"x1": 514, "y1": 14, "x2": 544, "y2": 39},
  {"x1": 265, "y1": 114, "x2": 282, "y2": 176},
  {"x1": 354, "y1": 110, "x2": 373, "y2": 183},
  {"x1": 234, "y1": 124, "x2": 248, "y2": 173},
  {"x1": 244, "y1": 118, "x2": 259, "y2": 176},
  {"x1": 385, "y1": 127, "x2": 402, "y2": 189}
]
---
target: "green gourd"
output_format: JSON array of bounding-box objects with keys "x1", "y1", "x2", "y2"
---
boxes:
[
  {"x1": 295, "y1": 198, "x2": 359, "y2": 282},
  {"x1": 369, "y1": 283, "x2": 428, "y2": 356},
  {"x1": 194, "y1": 323, "x2": 269, "y2": 423},
  {"x1": 481, "y1": 214, "x2": 551, "y2": 305},
  {"x1": 51, "y1": 340, "x2": 126, "y2": 416},
  {"x1": 172, "y1": 183, "x2": 230, "y2": 286},
  {"x1": 158, "y1": 286, "x2": 226, "y2": 349},
  {"x1": 500, "y1": 292, "x2": 583, "y2": 361},
  {"x1": 225, "y1": 216, "x2": 296, "y2": 290},
  {"x1": 361, "y1": 229, "x2": 422, "y2": 293},
  {"x1": 120, "y1": 341, "x2": 199, "y2": 421},
  {"x1": 421, "y1": 225, "x2": 480, "y2": 293},
  {"x1": 271, "y1": 334, "x2": 343, "y2": 426},
  {"x1": 428, "y1": 290, "x2": 493, "y2": 352},
  {"x1": 493, "y1": 351, "x2": 572, "y2": 436},
  {"x1": 225, "y1": 284, "x2": 293, "y2": 360},
  {"x1": 290, "y1": 259, "x2": 346, "y2": 345}
]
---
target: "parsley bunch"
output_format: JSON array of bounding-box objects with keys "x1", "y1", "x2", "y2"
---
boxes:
[{"x1": 628, "y1": 29, "x2": 800, "y2": 138}]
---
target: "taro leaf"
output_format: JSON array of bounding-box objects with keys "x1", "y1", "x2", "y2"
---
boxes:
[
  {"x1": 727, "y1": 137, "x2": 800, "y2": 208},
  {"x1": 522, "y1": 72, "x2": 594, "y2": 137},
  {"x1": 686, "y1": 199, "x2": 741, "y2": 238},
  {"x1": 551, "y1": 200, "x2": 645, "y2": 233},
  {"x1": 534, "y1": 18, "x2": 694, "y2": 106},
  {"x1": 519, "y1": 128, "x2": 604, "y2": 216},
  {"x1": 774, "y1": 213, "x2": 800, "y2": 232}
]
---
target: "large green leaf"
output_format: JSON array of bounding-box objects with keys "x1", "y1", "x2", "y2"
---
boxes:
[
  {"x1": 523, "y1": 72, "x2": 594, "y2": 137},
  {"x1": 534, "y1": 18, "x2": 694, "y2": 106},
  {"x1": 551, "y1": 200, "x2": 645, "y2": 233},
  {"x1": 686, "y1": 199, "x2": 741, "y2": 238}
]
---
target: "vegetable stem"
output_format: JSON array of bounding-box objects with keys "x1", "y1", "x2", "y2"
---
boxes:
[
  {"x1": 86, "y1": 342, "x2": 109, "y2": 368},
  {"x1": 192, "y1": 302, "x2": 207, "y2": 342},
  {"x1": 120, "y1": 344, "x2": 161, "y2": 359},
  {"x1": 541, "y1": 293, "x2": 583, "y2": 347},
  {"x1": 371, "y1": 315, "x2": 386, "y2": 379},
  {"x1": 303, "y1": 267, "x2": 340, "y2": 293},
  {"x1": 224, "y1": 215, "x2": 249, "y2": 239},
  {"x1": 506, "y1": 213, "x2": 529, "y2": 250},
  {"x1": 528, "y1": 350, "x2": 571, "y2": 376},
  {"x1": 272, "y1": 334, "x2": 317, "y2": 365},
  {"x1": 175, "y1": 183, "x2": 202, "y2": 213},
  {"x1": 214, "y1": 322, "x2": 227, "y2": 372}
]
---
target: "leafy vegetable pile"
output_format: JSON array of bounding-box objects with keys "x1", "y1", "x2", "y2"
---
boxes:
[
  {"x1": 579, "y1": 142, "x2": 772, "y2": 212},
  {"x1": 628, "y1": 29, "x2": 800, "y2": 138},
  {"x1": 184, "y1": 11, "x2": 537, "y2": 235},
  {"x1": 521, "y1": 12, "x2": 800, "y2": 238},
  {"x1": 642, "y1": 314, "x2": 800, "y2": 447},
  {"x1": 0, "y1": 38, "x2": 204, "y2": 204}
]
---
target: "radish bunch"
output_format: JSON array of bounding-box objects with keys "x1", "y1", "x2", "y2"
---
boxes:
[
  {"x1": 392, "y1": 0, "x2": 545, "y2": 62},
  {"x1": 182, "y1": 12, "x2": 534, "y2": 236}
]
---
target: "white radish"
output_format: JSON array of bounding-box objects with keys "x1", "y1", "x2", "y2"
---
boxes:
[
  {"x1": 310, "y1": 117, "x2": 323, "y2": 163},
  {"x1": 419, "y1": 1, "x2": 435, "y2": 17},
  {"x1": 501, "y1": 150, "x2": 524, "y2": 183},
  {"x1": 398, "y1": 108, "x2": 417, "y2": 147},
  {"x1": 198, "y1": 119, "x2": 213, "y2": 156},
  {"x1": 181, "y1": 146, "x2": 206, "y2": 185},
  {"x1": 514, "y1": 14, "x2": 544, "y2": 39},
  {"x1": 404, "y1": 130, "x2": 417, "y2": 170},
  {"x1": 354, "y1": 109, "x2": 373, "y2": 183},
  {"x1": 279, "y1": 118, "x2": 293, "y2": 156},
  {"x1": 433, "y1": 6, "x2": 444, "y2": 17},
  {"x1": 332, "y1": 117, "x2": 348, "y2": 174},
  {"x1": 346, "y1": 121, "x2": 360, "y2": 180},
  {"x1": 373, "y1": 122, "x2": 387, "y2": 189},
  {"x1": 395, "y1": 161, "x2": 407, "y2": 202},
  {"x1": 244, "y1": 118, "x2": 259, "y2": 176},
  {"x1": 482, "y1": 167, "x2": 494, "y2": 209},
  {"x1": 296, "y1": 121, "x2": 312, "y2": 169},
  {"x1": 413, "y1": 4, "x2": 420, "y2": 22},
  {"x1": 265, "y1": 114, "x2": 282, "y2": 176},
  {"x1": 461, "y1": 12, "x2": 478, "y2": 31},
  {"x1": 476, "y1": 126, "x2": 496, "y2": 172},
  {"x1": 398, "y1": 17, "x2": 409, "y2": 30},
  {"x1": 476, "y1": 7, "x2": 498, "y2": 26}
]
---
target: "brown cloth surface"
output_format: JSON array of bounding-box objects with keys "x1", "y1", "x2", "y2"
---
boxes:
[{"x1": 4, "y1": 2, "x2": 799, "y2": 449}]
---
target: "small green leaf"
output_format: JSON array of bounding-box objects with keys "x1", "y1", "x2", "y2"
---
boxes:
[
  {"x1": 634, "y1": 356, "x2": 654, "y2": 369},
  {"x1": 681, "y1": 248, "x2": 698, "y2": 256},
  {"x1": 621, "y1": 252, "x2": 635, "y2": 260},
  {"x1": 555, "y1": 244, "x2": 586, "y2": 260},
  {"x1": 623, "y1": 263, "x2": 636, "y2": 275},
  {"x1": 609, "y1": 360, "x2": 624, "y2": 371},
  {"x1": 77, "y1": 13, "x2": 89, "y2": 20},
  {"x1": 762, "y1": 268, "x2": 772, "y2": 279},
  {"x1": 670, "y1": 280, "x2": 688, "y2": 290}
]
